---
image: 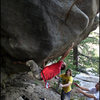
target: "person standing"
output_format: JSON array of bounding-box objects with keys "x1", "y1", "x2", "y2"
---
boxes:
[
  {"x1": 74, "y1": 82, "x2": 100, "y2": 100},
  {"x1": 59, "y1": 69, "x2": 73, "y2": 100}
]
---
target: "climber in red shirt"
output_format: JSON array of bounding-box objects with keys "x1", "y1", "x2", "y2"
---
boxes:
[{"x1": 41, "y1": 42, "x2": 74, "y2": 88}]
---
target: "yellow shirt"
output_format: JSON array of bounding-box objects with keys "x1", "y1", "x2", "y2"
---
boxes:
[{"x1": 59, "y1": 74, "x2": 73, "y2": 93}]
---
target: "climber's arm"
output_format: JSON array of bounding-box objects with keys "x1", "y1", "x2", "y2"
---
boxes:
[
  {"x1": 43, "y1": 59, "x2": 46, "y2": 68},
  {"x1": 59, "y1": 42, "x2": 74, "y2": 61}
]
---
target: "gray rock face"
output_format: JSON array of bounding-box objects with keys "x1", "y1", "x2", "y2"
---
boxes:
[
  {"x1": 1, "y1": 73, "x2": 61, "y2": 100},
  {"x1": 1, "y1": 0, "x2": 99, "y2": 74}
]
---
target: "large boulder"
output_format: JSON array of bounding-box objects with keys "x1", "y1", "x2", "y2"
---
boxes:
[
  {"x1": 1, "y1": 1, "x2": 99, "y2": 99},
  {"x1": 1, "y1": 0, "x2": 99, "y2": 75}
]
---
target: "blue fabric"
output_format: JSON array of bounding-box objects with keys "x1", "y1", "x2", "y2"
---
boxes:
[{"x1": 61, "y1": 90, "x2": 71, "y2": 100}]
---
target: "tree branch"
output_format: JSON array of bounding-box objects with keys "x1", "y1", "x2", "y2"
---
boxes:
[{"x1": 78, "y1": 52, "x2": 99, "y2": 62}]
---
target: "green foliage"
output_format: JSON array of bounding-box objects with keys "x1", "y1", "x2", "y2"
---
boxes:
[
  {"x1": 78, "y1": 31, "x2": 99, "y2": 75},
  {"x1": 81, "y1": 32, "x2": 99, "y2": 44},
  {"x1": 63, "y1": 51, "x2": 80, "y2": 76},
  {"x1": 53, "y1": 30, "x2": 99, "y2": 76}
]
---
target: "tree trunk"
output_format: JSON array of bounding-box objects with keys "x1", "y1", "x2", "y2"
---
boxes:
[{"x1": 73, "y1": 45, "x2": 78, "y2": 70}]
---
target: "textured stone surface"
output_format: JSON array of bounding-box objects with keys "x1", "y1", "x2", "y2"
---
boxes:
[
  {"x1": 1, "y1": 73, "x2": 61, "y2": 100},
  {"x1": 1, "y1": 72, "x2": 90, "y2": 100},
  {"x1": 1, "y1": 0, "x2": 99, "y2": 95},
  {"x1": 1, "y1": 0, "x2": 99, "y2": 73}
]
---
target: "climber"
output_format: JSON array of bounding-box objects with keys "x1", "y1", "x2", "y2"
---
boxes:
[
  {"x1": 41, "y1": 42, "x2": 74, "y2": 88},
  {"x1": 74, "y1": 82, "x2": 100, "y2": 100}
]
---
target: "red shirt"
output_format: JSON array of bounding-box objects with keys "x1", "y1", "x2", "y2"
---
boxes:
[{"x1": 41, "y1": 61, "x2": 64, "y2": 81}]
